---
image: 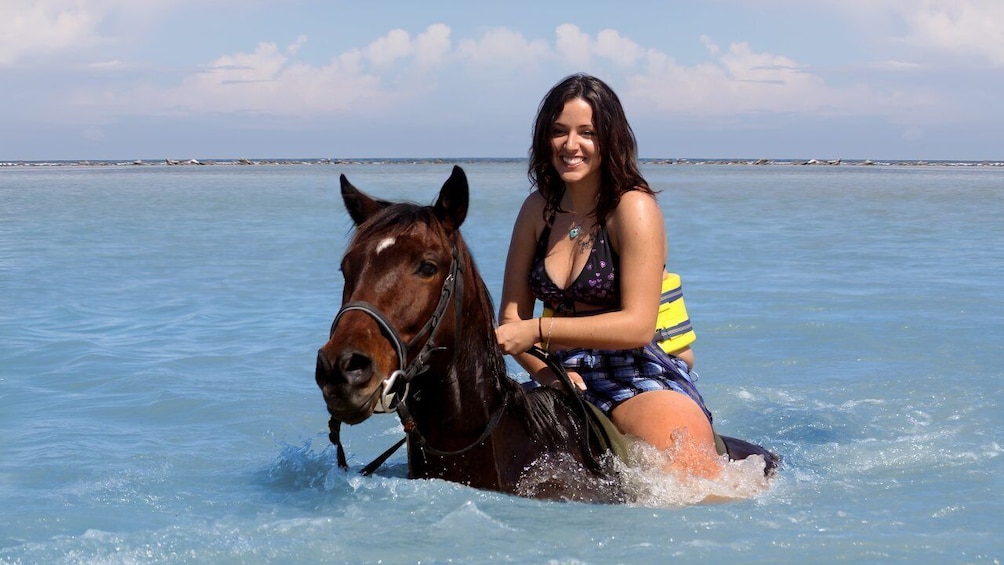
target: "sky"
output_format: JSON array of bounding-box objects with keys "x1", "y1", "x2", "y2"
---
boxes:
[{"x1": 2, "y1": 0, "x2": 1002, "y2": 161}]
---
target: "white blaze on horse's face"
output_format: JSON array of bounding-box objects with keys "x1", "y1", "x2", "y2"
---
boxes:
[{"x1": 375, "y1": 237, "x2": 396, "y2": 255}]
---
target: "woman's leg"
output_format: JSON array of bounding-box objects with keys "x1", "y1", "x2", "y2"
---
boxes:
[{"x1": 610, "y1": 389, "x2": 721, "y2": 478}]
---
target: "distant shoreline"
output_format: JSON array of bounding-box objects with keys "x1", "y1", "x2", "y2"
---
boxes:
[{"x1": 2, "y1": 157, "x2": 1002, "y2": 168}]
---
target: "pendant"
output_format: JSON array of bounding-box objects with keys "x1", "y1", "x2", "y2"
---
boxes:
[{"x1": 569, "y1": 225, "x2": 581, "y2": 239}]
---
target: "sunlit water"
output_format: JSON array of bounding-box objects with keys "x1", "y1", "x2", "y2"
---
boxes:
[{"x1": 1, "y1": 161, "x2": 1001, "y2": 564}]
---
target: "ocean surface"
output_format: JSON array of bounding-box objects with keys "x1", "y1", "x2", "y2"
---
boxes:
[{"x1": 1, "y1": 160, "x2": 1001, "y2": 564}]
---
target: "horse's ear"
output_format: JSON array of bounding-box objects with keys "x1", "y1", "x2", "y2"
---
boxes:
[
  {"x1": 340, "y1": 174, "x2": 391, "y2": 226},
  {"x1": 433, "y1": 166, "x2": 469, "y2": 232}
]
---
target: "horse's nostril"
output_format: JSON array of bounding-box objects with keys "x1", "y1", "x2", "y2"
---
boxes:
[
  {"x1": 315, "y1": 349, "x2": 334, "y2": 387},
  {"x1": 316, "y1": 349, "x2": 331, "y2": 372},
  {"x1": 315, "y1": 348, "x2": 373, "y2": 388},
  {"x1": 340, "y1": 352, "x2": 372, "y2": 377}
]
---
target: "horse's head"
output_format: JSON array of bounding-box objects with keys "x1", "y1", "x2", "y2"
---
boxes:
[{"x1": 316, "y1": 166, "x2": 469, "y2": 424}]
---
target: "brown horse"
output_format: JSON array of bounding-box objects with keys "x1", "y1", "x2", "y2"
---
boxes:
[
  {"x1": 315, "y1": 166, "x2": 778, "y2": 502},
  {"x1": 315, "y1": 166, "x2": 624, "y2": 502}
]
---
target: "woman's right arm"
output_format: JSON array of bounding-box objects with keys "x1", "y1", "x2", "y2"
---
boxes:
[{"x1": 495, "y1": 193, "x2": 558, "y2": 385}]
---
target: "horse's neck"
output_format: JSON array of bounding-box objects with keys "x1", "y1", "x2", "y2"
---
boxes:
[
  {"x1": 411, "y1": 283, "x2": 508, "y2": 436},
  {"x1": 419, "y1": 337, "x2": 503, "y2": 411}
]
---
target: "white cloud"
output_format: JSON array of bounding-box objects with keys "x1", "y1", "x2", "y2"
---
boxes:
[
  {"x1": 365, "y1": 29, "x2": 412, "y2": 67},
  {"x1": 0, "y1": 0, "x2": 102, "y2": 66},
  {"x1": 42, "y1": 16, "x2": 982, "y2": 128},
  {"x1": 0, "y1": 0, "x2": 193, "y2": 67},
  {"x1": 456, "y1": 27, "x2": 550, "y2": 68},
  {"x1": 71, "y1": 39, "x2": 381, "y2": 118},
  {"x1": 864, "y1": 60, "x2": 924, "y2": 72},
  {"x1": 341, "y1": 24, "x2": 451, "y2": 73},
  {"x1": 414, "y1": 24, "x2": 451, "y2": 68},
  {"x1": 555, "y1": 24, "x2": 591, "y2": 67},
  {"x1": 807, "y1": 0, "x2": 1004, "y2": 67},
  {"x1": 553, "y1": 24, "x2": 649, "y2": 68},
  {"x1": 540, "y1": 25, "x2": 897, "y2": 120},
  {"x1": 626, "y1": 39, "x2": 896, "y2": 119},
  {"x1": 902, "y1": 0, "x2": 1004, "y2": 65},
  {"x1": 286, "y1": 35, "x2": 308, "y2": 56},
  {"x1": 71, "y1": 23, "x2": 454, "y2": 119},
  {"x1": 718, "y1": 42, "x2": 808, "y2": 85},
  {"x1": 595, "y1": 29, "x2": 646, "y2": 67},
  {"x1": 699, "y1": 35, "x2": 720, "y2": 57}
]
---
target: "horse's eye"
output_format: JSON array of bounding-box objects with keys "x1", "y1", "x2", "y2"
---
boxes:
[{"x1": 416, "y1": 261, "x2": 438, "y2": 278}]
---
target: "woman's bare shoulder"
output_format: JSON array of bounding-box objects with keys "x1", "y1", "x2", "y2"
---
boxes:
[
  {"x1": 521, "y1": 190, "x2": 547, "y2": 211},
  {"x1": 610, "y1": 189, "x2": 662, "y2": 225},
  {"x1": 515, "y1": 190, "x2": 548, "y2": 226},
  {"x1": 618, "y1": 188, "x2": 660, "y2": 209}
]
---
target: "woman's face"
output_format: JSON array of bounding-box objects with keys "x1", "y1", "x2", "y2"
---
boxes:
[{"x1": 550, "y1": 98, "x2": 601, "y2": 190}]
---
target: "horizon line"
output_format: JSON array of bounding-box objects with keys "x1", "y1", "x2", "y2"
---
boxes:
[{"x1": 3, "y1": 156, "x2": 1003, "y2": 168}]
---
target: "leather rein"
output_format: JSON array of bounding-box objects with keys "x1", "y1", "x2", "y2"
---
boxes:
[{"x1": 326, "y1": 244, "x2": 508, "y2": 475}]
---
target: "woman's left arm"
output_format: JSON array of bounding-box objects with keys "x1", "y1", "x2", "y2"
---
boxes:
[{"x1": 605, "y1": 190, "x2": 666, "y2": 344}]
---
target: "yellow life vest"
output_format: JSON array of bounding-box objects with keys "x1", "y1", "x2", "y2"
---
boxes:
[
  {"x1": 655, "y1": 273, "x2": 696, "y2": 355},
  {"x1": 540, "y1": 273, "x2": 697, "y2": 355}
]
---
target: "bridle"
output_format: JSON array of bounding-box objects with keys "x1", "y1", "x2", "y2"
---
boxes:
[
  {"x1": 325, "y1": 243, "x2": 507, "y2": 474},
  {"x1": 328, "y1": 245, "x2": 462, "y2": 415}
]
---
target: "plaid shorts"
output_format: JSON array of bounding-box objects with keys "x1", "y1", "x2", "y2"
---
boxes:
[{"x1": 554, "y1": 342, "x2": 712, "y2": 421}]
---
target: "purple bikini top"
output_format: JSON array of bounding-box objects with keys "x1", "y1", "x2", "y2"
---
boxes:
[{"x1": 528, "y1": 214, "x2": 621, "y2": 314}]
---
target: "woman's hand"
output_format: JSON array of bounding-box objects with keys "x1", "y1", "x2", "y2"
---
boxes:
[
  {"x1": 532, "y1": 367, "x2": 587, "y2": 392},
  {"x1": 495, "y1": 319, "x2": 538, "y2": 355},
  {"x1": 565, "y1": 370, "x2": 586, "y2": 391},
  {"x1": 496, "y1": 318, "x2": 586, "y2": 391}
]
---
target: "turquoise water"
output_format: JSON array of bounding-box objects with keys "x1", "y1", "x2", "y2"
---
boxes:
[{"x1": 1, "y1": 161, "x2": 1001, "y2": 564}]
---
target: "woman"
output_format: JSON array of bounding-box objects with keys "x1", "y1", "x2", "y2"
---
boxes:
[{"x1": 495, "y1": 74, "x2": 720, "y2": 478}]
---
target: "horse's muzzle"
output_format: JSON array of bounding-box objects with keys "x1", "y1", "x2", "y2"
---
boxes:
[{"x1": 315, "y1": 347, "x2": 380, "y2": 424}]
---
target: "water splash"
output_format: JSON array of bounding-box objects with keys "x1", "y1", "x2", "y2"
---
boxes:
[
  {"x1": 619, "y1": 440, "x2": 773, "y2": 507},
  {"x1": 514, "y1": 452, "x2": 624, "y2": 502},
  {"x1": 512, "y1": 438, "x2": 773, "y2": 507},
  {"x1": 264, "y1": 439, "x2": 345, "y2": 492}
]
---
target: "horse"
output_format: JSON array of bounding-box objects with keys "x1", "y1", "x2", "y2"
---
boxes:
[{"x1": 314, "y1": 166, "x2": 777, "y2": 502}]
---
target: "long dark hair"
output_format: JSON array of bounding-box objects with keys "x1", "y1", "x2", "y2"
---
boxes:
[{"x1": 528, "y1": 73, "x2": 653, "y2": 223}]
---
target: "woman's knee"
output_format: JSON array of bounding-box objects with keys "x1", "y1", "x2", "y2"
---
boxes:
[
  {"x1": 611, "y1": 390, "x2": 720, "y2": 478},
  {"x1": 610, "y1": 390, "x2": 715, "y2": 451}
]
